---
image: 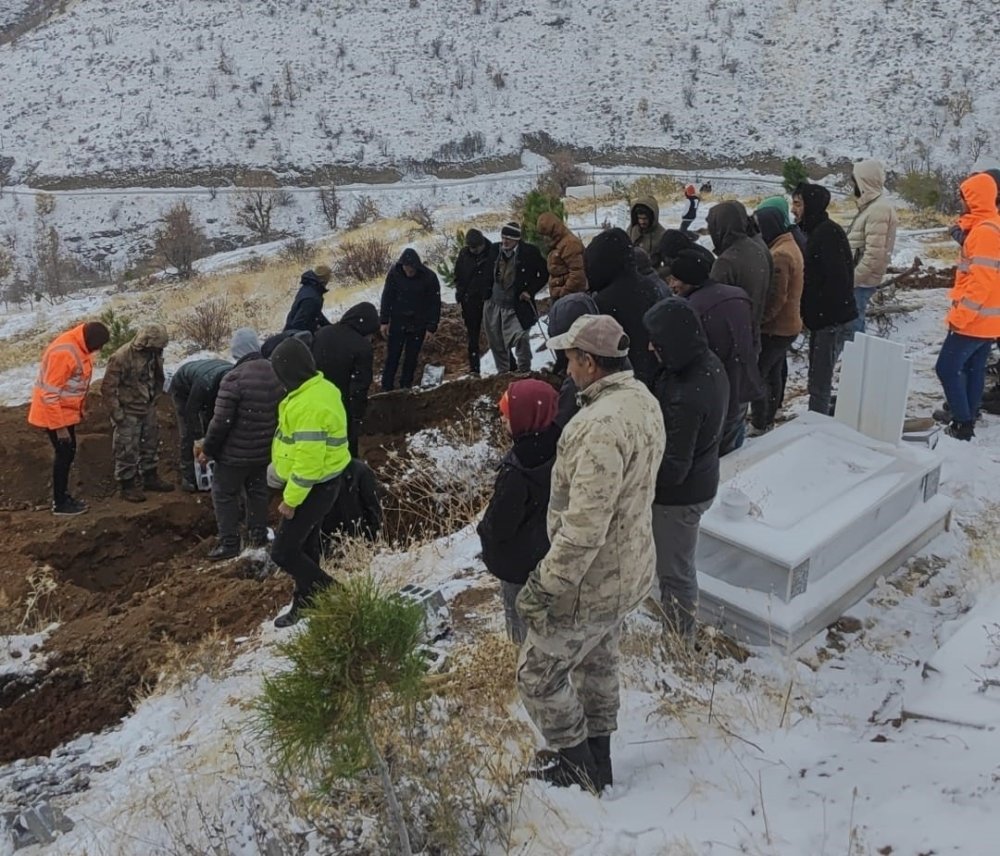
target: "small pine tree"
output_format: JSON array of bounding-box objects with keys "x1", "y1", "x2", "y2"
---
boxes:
[
  {"x1": 255, "y1": 577, "x2": 428, "y2": 856},
  {"x1": 782, "y1": 156, "x2": 810, "y2": 193},
  {"x1": 99, "y1": 307, "x2": 135, "y2": 360},
  {"x1": 434, "y1": 228, "x2": 466, "y2": 288},
  {"x1": 518, "y1": 190, "x2": 565, "y2": 247}
]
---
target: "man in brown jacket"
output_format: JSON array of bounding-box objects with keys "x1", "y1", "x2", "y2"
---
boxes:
[
  {"x1": 750, "y1": 206, "x2": 804, "y2": 434},
  {"x1": 102, "y1": 324, "x2": 174, "y2": 502},
  {"x1": 537, "y1": 212, "x2": 586, "y2": 301}
]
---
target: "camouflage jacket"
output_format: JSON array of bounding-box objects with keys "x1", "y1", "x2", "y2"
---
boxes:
[
  {"x1": 102, "y1": 325, "x2": 168, "y2": 418},
  {"x1": 517, "y1": 371, "x2": 666, "y2": 632}
]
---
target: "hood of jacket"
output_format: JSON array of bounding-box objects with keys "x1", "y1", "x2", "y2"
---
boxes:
[
  {"x1": 706, "y1": 200, "x2": 750, "y2": 253},
  {"x1": 506, "y1": 379, "x2": 558, "y2": 438},
  {"x1": 398, "y1": 247, "x2": 422, "y2": 269},
  {"x1": 339, "y1": 301, "x2": 380, "y2": 336},
  {"x1": 755, "y1": 206, "x2": 787, "y2": 246},
  {"x1": 133, "y1": 323, "x2": 168, "y2": 350},
  {"x1": 584, "y1": 227, "x2": 634, "y2": 291},
  {"x1": 798, "y1": 184, "x2": 832, "y2": 232},
  {"x1": 547, "y1": 291, "x2": 599, "y2": 336},
  {"x1": 959, "y1": 172, "x2": 1000, "y2": 231},
  {"x1": 853, "y1": 160, "x2": 886, "y2": 208},
  {"x1": 270, "y1": 336, "x2": 317, "y2": 391},
  {"x1": 643, "y1": 296, "x2": 709, "y2": 374},
  {"x1": 300, "y1": 270, "x2": 328, "y2": 293},
  {"x1": 630, "y1": 195, "x2": 661, "y2": 229},
  {"x1": 536, "y1": 211, "x2": 570, "y2": 241},
  {"x1": 757, "y1": 195, "x2": 792, "y2": 228}
]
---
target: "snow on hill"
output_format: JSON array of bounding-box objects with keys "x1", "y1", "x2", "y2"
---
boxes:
[{"x1": 0, "y1": 0, "x2": 996, "y2": 183}]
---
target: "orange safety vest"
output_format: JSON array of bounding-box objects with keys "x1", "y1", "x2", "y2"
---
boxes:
[
  {"x1": 947, "y1": 220, "x2": 1000, "y2": 338},
  {"x1": 27, "y1": 325, "x2": 95, "y2": 430}
]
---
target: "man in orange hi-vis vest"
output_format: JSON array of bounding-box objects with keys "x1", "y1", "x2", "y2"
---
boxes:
[
  {"x1": 27, "y1": 322, "x2": 110, "y2": 515},
  {"x1": 935, "y1": 172, "x2": 1000, "y2": 441}
]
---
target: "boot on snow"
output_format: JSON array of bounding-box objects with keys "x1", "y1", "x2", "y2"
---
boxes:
[
  {"x1": 946, "y1": 420, "x2": 975, "y2": 441},
  {"x1": 142, "y1": 470, "x2": 175, "y2": 492},
  {"x1": 527, "y1": 740, "x2": 599, "y2": 793},
  {"x1": 120, "y1": 478, "x2": 146, "y2": 503},
  {"x1": 208, "y1": 541, "x2": 240, "y2": 561},
  {"x1": 587, "y1": 735, "x2": 613, "y2": 792}
]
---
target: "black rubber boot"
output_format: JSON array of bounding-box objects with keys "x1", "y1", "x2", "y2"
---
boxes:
[
  {"x1": 528, "y1": 740, "x2": 599, "y2": 792},
  {"x1": 946, "y1": 420, "x2": 975, "y2": 441},
  {"x1": 120, "y1": 478, "x2": 146, "y2": 503},
  {"x1": 587, "y1": 735, "x2": 613, "y2": 792}
]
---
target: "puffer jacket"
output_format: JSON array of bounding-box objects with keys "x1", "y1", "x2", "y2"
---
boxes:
[
  {"x1": 101, "y1": 324, "x2": 167, "y2": 419},
  {"x1": 272, "y1": 372, "x2": 350, "y2": 508},
  {"x1": 202, "y1": 352, "x2": 283, "y2": 466},
  {"x1": 755, "y1": 208, "x2": 804, "y2": 337},
  {"x1": 628, "y1": 196, "x2": 668, "y2": 268},
  {"x1": 537, "y1": 212, "x2": 586, "y2": 299},
  {"x1": 847, "y1": 160, "x2": 898, "y2": 287},
  {"x1": 515, "y1": 371, "x2": 665, "y2": 632},
  {"x1": 168, "y1": 358, "x2": 232, "y2": 437},
  {"x1": 28, "y1": 325, "x2": 96, "y2": 430},
  {"x1": 947, "y1": 173, "x2": 1000, "y2": 339},
  {"x1": 644, "y1": 298, "x2": 729, "y2": 506},
  {"x1": 708, "y1": 201, "x2": 773, "y2": 336}
]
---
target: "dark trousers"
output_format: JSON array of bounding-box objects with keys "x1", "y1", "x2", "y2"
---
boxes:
[
  {"x1": 171, "y1": 392, "x2": 201, "y2": 484},
  {"x1": 211, "y1": 462, "x2": 270, "y2": 548},
  {"x1": 271, "y1": 478, "x2": 341, "y2": 600},
  {"x1": 46, "y1": 426, "x2": 77, "y2": 504},
  {"x1": 460, "y1": 297, "x2": 484, "y2": 373},
  {"x1": 381, "y1": 327, "x2": 426, "y2": 390},
  {"x1": 807, "y1": 323, "x2": 850, "y2": 415},
  {"x1": 935, "y1": 331, "x2": 993, "y2": 423},
  {"x1": 751, "y1": 334, "x2": 797, "y2": 430}
]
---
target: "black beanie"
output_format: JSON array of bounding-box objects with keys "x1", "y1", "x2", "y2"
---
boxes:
[
  {"x1": 465, "y1": 228, "x2": 486, "y2": 248},
  {"x1": 659, "y1": 229, "x2": 695, "y2": 260},
  {"x1": 670, "y1": 249, "x2": 713, "y2": 286},
  {"x1": 82, "y1": 322, "x2": 110, "y2": 353},
  {"x1": 270, "y1": 336, "x2": 316, "y2": 392}
]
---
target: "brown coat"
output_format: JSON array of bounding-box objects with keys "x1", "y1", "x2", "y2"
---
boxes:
[
  {"x1": 760, "y1": 233, "x2": 803, "y2": 337},
  {"x1": 537, "y1": 212, "x2": 586, "y2": 300}
]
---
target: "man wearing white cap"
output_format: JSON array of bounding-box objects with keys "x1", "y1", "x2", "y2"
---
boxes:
[{"x1": 516, "y1": 314, "x2": 665, "y2": 793}]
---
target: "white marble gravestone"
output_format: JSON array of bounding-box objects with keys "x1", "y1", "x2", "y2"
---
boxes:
[
  {"x1": 834, "y1": 333, "x2": 911, "y2": 444},
  {"x1": 696, "y1": 412, "x2": 952, "y2": 649}
]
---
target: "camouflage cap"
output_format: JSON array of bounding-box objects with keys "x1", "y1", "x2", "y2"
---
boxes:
[{"x1": 546, "y1": 314, "x2": 629, "y2": 358}]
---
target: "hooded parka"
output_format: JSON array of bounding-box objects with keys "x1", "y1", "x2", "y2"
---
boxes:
[
  {"x1": 537, "y1": 212, "x2": 587, "y2": 300},
  {"x1": 847, "y1": 160, "x2": 898, "y2": 287},
  {"x1": 707, "y1": 201, "x2": 773, "y2": 335},
  {"x1": 102, "y1": 325, "x2": 168, "y2": 419},
  {"x1": 628, "y1": 196, "x2": 668, "y2": 268},
  {"x1": 947, "y1": 173, "x2": 1000, "y2": 339},
  {"x1": 28, "y1": 325, "x2": 98, "y2": 430}
]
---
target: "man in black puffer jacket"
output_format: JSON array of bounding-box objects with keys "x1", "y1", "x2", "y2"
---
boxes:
[
  {"x1": 201, "y1": 328, "x2": 284, "y2": 560},
  {"x1": 477, "y1": 379, "x2": 560, "y2": 645},
  {"x1": 585, "y1": 228, "x2": 662, "y2": 388},
  {"x1": 313, "y1": 302, "x2": 379, "y2": 457},
  {"x1": 284, "y1": 266, "x2": 333, "y2": 333},
  {"x1": 454, "y1": 229, "x2": 499, "y2": 375},
  {"x1": 795, "y1": 183, "x2": 858, "y2": 415},
  {"x1": 644, "y1": 298, "x2": 729, "y2": 641},
  {"x1": 168, "y1": 357, "x2": 233, "y2": 491},
  {"x1": 379, "y1": 248, "x2": 441, "y2": 390}
]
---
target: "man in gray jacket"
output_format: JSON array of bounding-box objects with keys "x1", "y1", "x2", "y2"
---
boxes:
[
  {"x1": 847, "y1": 160, "x2": 897, "y2": 334},
  {"x1": 516, "y1": 314, "x2": 666, "y2": 793}
]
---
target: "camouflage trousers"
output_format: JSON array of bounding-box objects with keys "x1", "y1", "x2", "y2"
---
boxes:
[
  {"x1": 516, "y1": 617, "x2": 623, "y2": 750},
  {"x1": 112, "y1": 409, "x2": 160, "y2": 482}
]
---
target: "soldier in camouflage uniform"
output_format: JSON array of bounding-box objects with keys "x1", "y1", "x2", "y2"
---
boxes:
[
  {"x1": 516, "y1": 314, "x2": 666, "y2": 793},
  {"x1": 102, "y1": 324, "x2": 175, "y2": 502}
]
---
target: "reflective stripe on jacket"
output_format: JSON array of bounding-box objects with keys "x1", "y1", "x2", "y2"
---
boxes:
[
  {"x1": 271, "y1": 372, "x2": 350, "y2": 507},
  {"x1": 947, "y1": 174, "x2": 1000, "y2": 338},
  {"x1": 27, "y1": 325, "x2": 94, "y2": 429}
]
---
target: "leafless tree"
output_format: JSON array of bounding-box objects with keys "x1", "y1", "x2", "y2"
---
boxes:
[{"x1": 154, "y1": 201, "x2": 207, "y2": 279}]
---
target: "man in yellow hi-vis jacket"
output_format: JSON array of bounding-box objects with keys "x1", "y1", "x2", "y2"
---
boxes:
[{"x1": 268, "y1": 336, "x2": 351, "y2": 627}]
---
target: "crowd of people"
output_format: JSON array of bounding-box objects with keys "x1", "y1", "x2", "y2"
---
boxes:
[{"x1": 25, "y1": 162, "x2": 1000, "y2": 793}]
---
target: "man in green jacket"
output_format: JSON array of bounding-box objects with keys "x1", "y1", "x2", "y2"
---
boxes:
[{"x1": 268, "y1": 337, "x2": 351, "y2": 627}]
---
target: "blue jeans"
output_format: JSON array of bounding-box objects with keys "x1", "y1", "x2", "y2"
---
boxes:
[
  {"x1": 935, "y1": 332, "x2": 993, "y2": 423},
  {"x1": 851, "y1": 286, "x2": 878, "y2": 334}
]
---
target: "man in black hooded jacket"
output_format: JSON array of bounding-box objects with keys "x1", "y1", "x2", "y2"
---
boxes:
[
  {"x1": 313, "y1": 302, "x2": 379, "y2": 457},
  {"x1": 379, "y1": 248, "x2": 441, "y2": 390},
  {"x1": 584, "y1": 228, "x2": 661, "y2": 387},
  {"x1": 643, "y1": 297, "x2": 728, "y2": 641},
  {"x1": 454, "y1": 229, "x2": 499, "y2": 374},
  {"x1": 284, "y1": 266, "x2": 333, "y2": 333}
]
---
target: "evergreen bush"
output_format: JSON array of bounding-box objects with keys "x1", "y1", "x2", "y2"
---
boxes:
[
  {"x1": 782, "y1": 156, "x2": 809, "y2": 193},
  {"x1": 99, "y1": 307, "x2": 136, "y2": 360},
  {"x1": 517, "y1": 189, "x2": 565, "y2": 246}
]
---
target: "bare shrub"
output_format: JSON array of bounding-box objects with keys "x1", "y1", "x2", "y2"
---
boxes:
[
  {"x1": 318, "y1": 186, "x2": 341, "y2": 229},
  {"x1": 434, "y1": 131, "x2": 485, "y2": 161},
  {"x1": 279, "y1": 237, "x2": 315, "y2": 264},
  {"x1": 944, "y1": 89, "x2": 974, "y2": 126},
  {"x1": 176, "y1": 298, "x2": 232, "y2": 352},
  {"x1": 346, "y1": 194, "x2": 380, "y2": 229},
  {"x1": 154, "y1": 201, "x2": 207, "y2": 279},
  {"x1": 233, "y1": 188, "x2": 280, "y2": 241},
  {"x1": 334, "y1": 237, "x2": 393, "y2": 284},
  {"x1": 403, "y1": 202, "x2": 434, "y2": 233},
  {"x1": 240, "y1": 253, "x2": 267, "y2": 273},
  {"x1": 538, "y1": 151, "x2": 587, "y2": 196},
  {"x1": 31, "y1": 225, "x2": 92, "y2": 302}
]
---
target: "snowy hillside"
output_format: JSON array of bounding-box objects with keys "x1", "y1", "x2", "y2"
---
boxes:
[{"x1": 0, "y1": 0, "x2": 996, "y2": 183}]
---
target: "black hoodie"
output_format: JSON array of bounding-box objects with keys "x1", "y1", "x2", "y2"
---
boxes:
[
  {"x1": 270, "y1": 336, "x2": 317, "y2": 392},
  {"x1": 284, "y1": 270, "x2": 331, "y2": 333},
  {"x1": 585, "y1": 228, "x2": 662, "y2": 387},
  {"x1": 379, "y1": 248, "x2": 442, "y2": 333},
  {"x1": 797, "y1": 185, "x2": 858, "y2": 331},
  {"x1": 312, "y1": 302, "x2": 379, "y2": 443},
  {"x1": 643, "y1": 298, "x2": 729, "y2": 506}
]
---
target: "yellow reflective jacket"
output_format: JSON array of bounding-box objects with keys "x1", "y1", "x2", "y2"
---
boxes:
[{"x1": 272, "y1": 372, "x2": 350, "y2": 507}]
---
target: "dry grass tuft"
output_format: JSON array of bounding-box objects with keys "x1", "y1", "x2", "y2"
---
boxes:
[
  {"x1": 959, "y1": 502, "x2": 1000, "y2": 591},
  {"x1": 17, "y1": 566, "x2": 60, "y2": 633},
  {"x1": 133, "y1": 626, "x2": 239, "y2": 703}
]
